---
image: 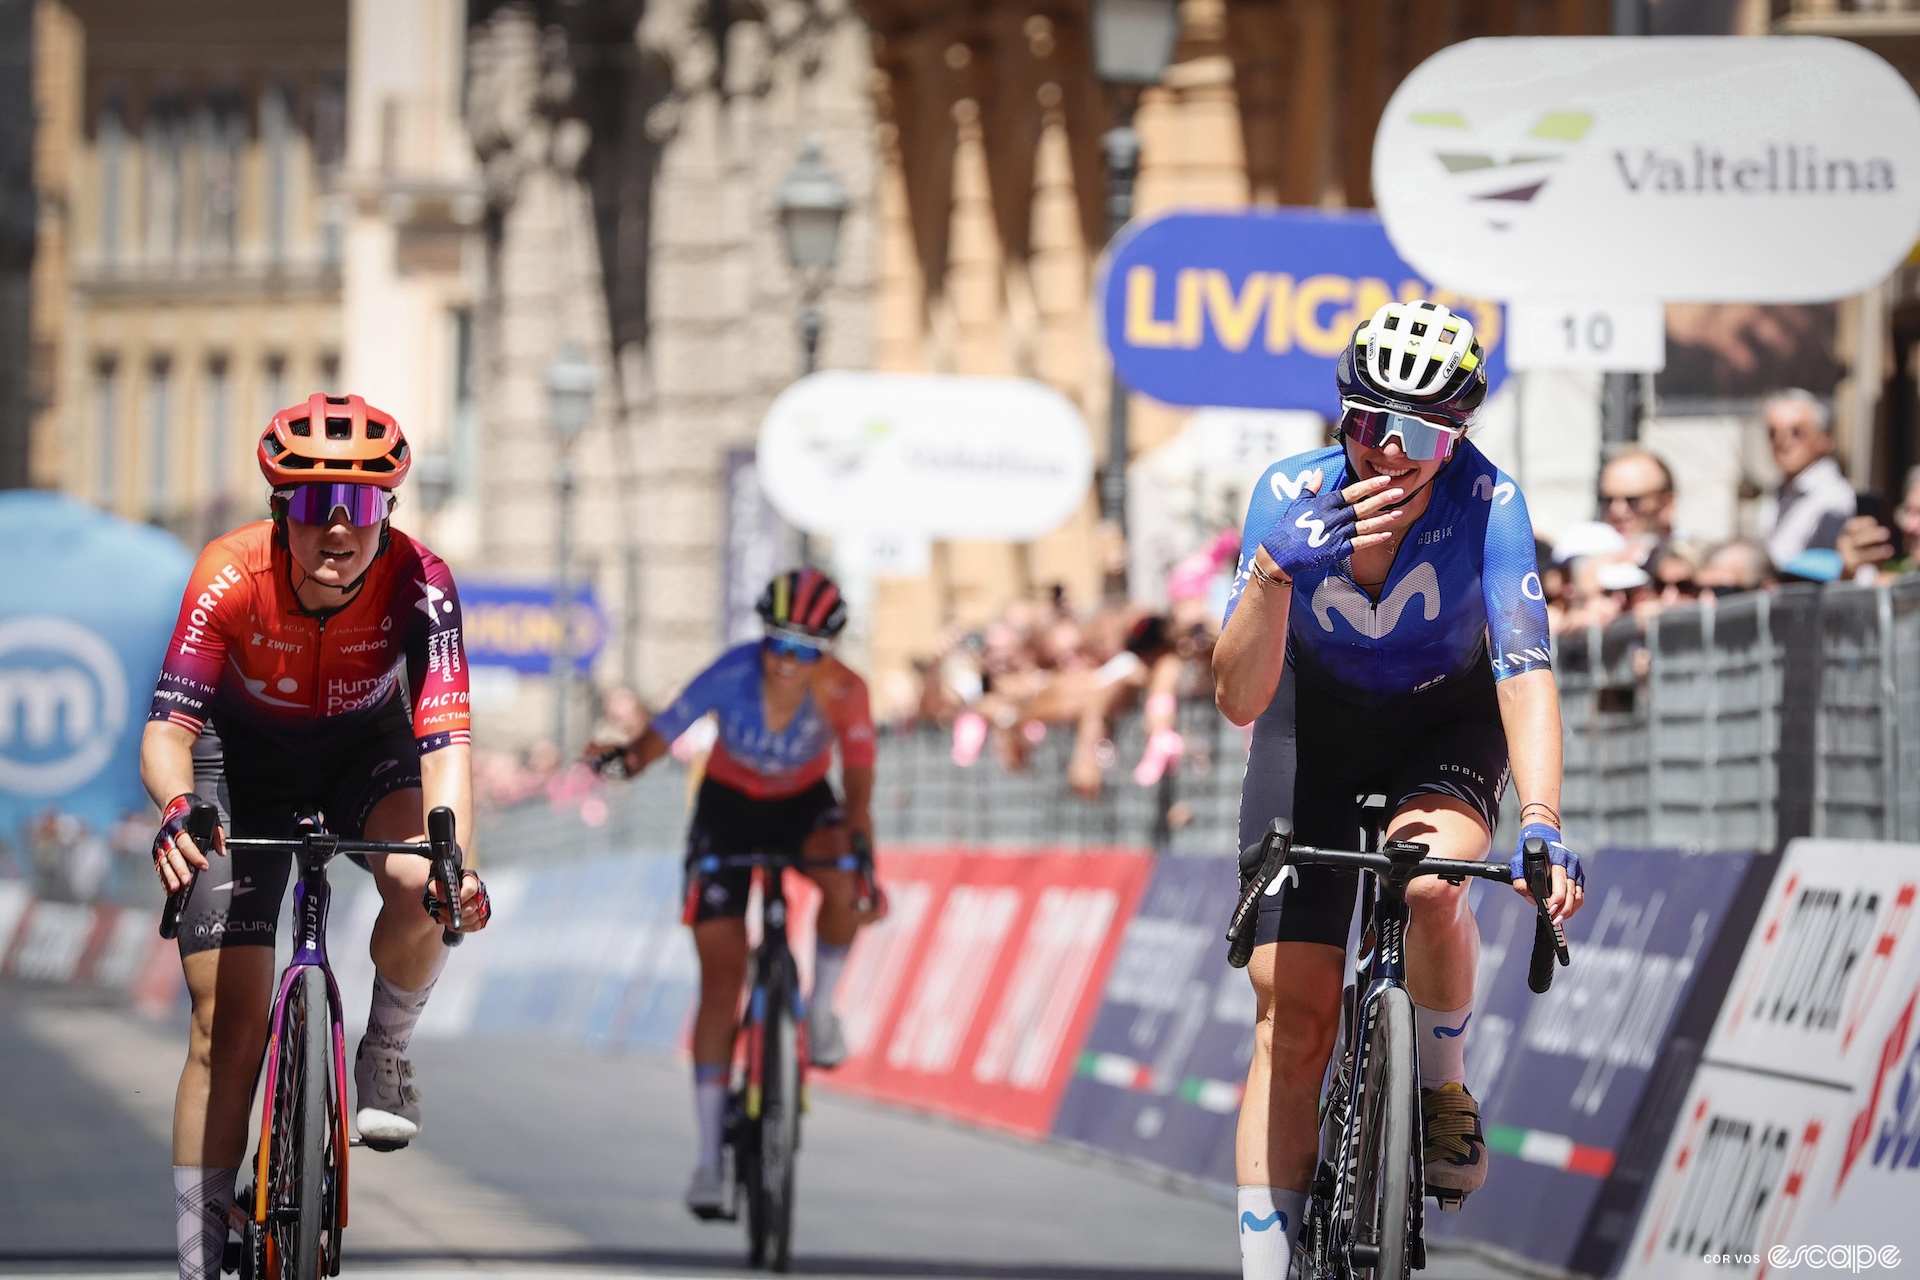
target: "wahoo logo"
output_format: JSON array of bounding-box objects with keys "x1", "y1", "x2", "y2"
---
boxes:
[
  {"x1": 1413, "y1": 108, "x2": 1595, "y2": 231},
  {"x1": 1295, "y1": 511, "x2": 1331, "y2": 549},
  {"x1": 1434, "y1": 1013, "x2": 1472, "y2": 1039},
  {"x1": 1312, "y1": 563, "x2": 1441, "y2": 639},
  {"x1": 1270, "y1": 467, "x2": 1323, "y2": 504},
  {"x1": 1473, "y1": 475, "x2": 1516, "y2": 505},
  {"x1": 1240, "y1": 1211, "x2": 1288, "y2": 1235}
]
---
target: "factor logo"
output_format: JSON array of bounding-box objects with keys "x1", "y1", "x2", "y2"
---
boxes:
[{"x1": 0, "y1": 616, "x2": 130, "y2": 795}]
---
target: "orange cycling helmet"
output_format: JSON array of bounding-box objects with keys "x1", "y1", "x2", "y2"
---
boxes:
[{"x1": 258, "y1": 393, "x2": 411, "y2": 490}]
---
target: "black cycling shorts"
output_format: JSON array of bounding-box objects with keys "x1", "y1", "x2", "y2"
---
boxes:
[
  {"x1": 175, "y1": 700, "x2": 423, "y2": 957},
  {"x1": 1239, "y1": 657, "x2": 1509, "y2": 952},
  {"x1": 683, "y1": 777, "x2": 844, "y2": 925}
]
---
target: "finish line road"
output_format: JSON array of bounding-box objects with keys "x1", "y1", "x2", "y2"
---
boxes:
[{"x1": 0, "y1": 982, "x2": 1516, "y2": 1280}]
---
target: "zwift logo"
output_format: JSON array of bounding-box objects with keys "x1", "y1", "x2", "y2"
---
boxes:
[{"x1": 0, "y1": 616, "x2": 129, "y2": 795}]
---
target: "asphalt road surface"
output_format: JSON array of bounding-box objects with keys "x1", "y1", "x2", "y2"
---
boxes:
[{"x1": 0, "y1": 981, "x2": 1517, "y2": 1280}]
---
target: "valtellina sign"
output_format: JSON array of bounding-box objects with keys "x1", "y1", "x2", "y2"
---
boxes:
[{"x1": 1372, "y1": 37, "x2": 1920, "y2": 303}]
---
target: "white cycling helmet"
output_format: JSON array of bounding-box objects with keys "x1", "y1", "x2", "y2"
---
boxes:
[{"x1": 1336, "y1": 300, "x2": 1489, "y2": 431}]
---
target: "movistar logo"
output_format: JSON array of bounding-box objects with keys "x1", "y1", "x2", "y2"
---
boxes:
[
  {"x1": 1311, "y1": 563, "x2": 1441, "y2": 639},
  {"x1": 1411, "y1": 108, "x2": 1594, "y2": 231},
  {"x1": 1270, "y1": 467, "x2": 1323, "y2": 503},
  {"x1": 1240, "y1": 1210, "x2": 1288, "y2": 1234},
  {"x1": 1434, "y1": 1013, "x2": 1472, "y2": 1039},
  {"x1": 1294, "y1": 511, "x2": 1330, "y2": 549}
]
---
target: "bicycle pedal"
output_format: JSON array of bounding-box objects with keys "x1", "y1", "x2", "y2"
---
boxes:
[
  {"x1": 690, "y1": 1203, "x2": 738, "y2": 1222},
  {"x1": 355, "y1": 1135, "x2": 410, "y2": 1153},
  {"x1": 222, "y1": 1240, "x2": 242, "y2": 1275},
  {"x1": 1433, "y1": 1191, "x2": 1466, "y2": 1213}
]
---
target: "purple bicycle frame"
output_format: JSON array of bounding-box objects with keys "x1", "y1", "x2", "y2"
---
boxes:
[{"x1": 248, "y1": 863, "x2": 351, "y2": 1233}]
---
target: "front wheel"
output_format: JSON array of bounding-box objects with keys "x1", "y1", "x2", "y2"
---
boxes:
[
  {"x1": 267, "y1": 968, "x2": 337, "y2": 1280},
  {"x1": 1345, "y1": 986, "x2": 1415, "y2": 1280},
  {"x1": 756, "y1": 966, "x2": 802, "y2": 1271}
]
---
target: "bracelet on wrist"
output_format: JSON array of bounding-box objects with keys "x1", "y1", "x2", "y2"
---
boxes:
[
  {"x1": 1250, "y1": 559, "x2": 1292, "y2": 591},
  {"x1": 1521, "y1": 802, "x2": 1562, "y2": 826}
]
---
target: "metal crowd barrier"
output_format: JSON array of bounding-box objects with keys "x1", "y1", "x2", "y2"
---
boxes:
[{"x1": 480, "y1": 576, "x2": 1920, "y2": 862}]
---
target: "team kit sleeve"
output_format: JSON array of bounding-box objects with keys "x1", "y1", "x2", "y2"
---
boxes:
[
  {"x1": 1222, "y1": 448, "x2": 1339, "y2": 626},
  {"x1": 830, "y1": 666, "x2": 878, "y2": 769},
  {"x1": 647, "y1": 656, "x2": 727, "y2": 745},
  {"x1": 1481, "y1": 472, "x2": 1553, "y2": 681},
  {"x1": 147, "y1": 540, "x2": 246, "y2": 735},
  {"x1": 406, "y1": 552, "x2": 473, "y2": 752}
]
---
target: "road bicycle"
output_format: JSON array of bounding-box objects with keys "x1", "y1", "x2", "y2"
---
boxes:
[
  {"x1": 691, "y1": 837, "x2": 880, "y2": 1272},
  {"x1": 159, "y1": 803, "x2": 465, "y2": 1280},
  {"x1": 1225, "y1": 799, "x2": 1569, "y2": 1280}
]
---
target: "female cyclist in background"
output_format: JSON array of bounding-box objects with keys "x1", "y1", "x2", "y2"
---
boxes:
[{"x1": 588, "y1": 568, "x2": 882, "y2": 1218}]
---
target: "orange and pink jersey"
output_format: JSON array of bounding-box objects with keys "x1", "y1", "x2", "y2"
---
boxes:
[
  {"x1": 650, "y1": 643, "x2": 875, "y2": 799},
  {"x1": 148, "y1": 522, "x2": 471, "y2": 753}
]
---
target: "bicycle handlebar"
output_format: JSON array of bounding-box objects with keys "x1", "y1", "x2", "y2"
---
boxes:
[
  {"x1": 159, "y1": 804, "x2": 467, "y2": 947},
  {"x1": 1226, "y1": 818, "x2": 1571, "y2": 990}
]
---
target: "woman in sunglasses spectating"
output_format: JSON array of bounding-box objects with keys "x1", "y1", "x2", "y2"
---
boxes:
[
  {"x1": 587, "y1": 566, "x2": 881, "y2": 1219},
  {"x1": 142, "y1": 394, "x2": 492, "y2": 1280}
]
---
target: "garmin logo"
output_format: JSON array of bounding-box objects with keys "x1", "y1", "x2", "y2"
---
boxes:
[{"x1": 1615, "y1": 144, "x2": 1895, "y2": 195}]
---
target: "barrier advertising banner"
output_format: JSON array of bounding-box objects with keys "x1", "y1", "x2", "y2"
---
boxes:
[
  {"x1": 1049, "y1": 853, "x2": 1250, "y2": 1185},
  {"x1": 1373, "y1": 38, "x2": 1920, "y2": 303},
  {"x1": 1098, "y1": 208, "x2": 1507, "y2": 419},
  {"x1": 458, "y1": 579, "x2": 608, "y2": 675},
  {"x1": 1625, "y1": 840, "x2": 1920, "y2": 1279},
  {"x1": 1426, "y1": 847, "x2": 1768, "y2": 1274},
  {"x1": 821, "y1": 847, "x2": 1154, "y2": 1138}
]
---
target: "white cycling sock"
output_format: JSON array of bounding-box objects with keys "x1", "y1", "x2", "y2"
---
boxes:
[
  {"x1": 1237, "y1": 1185, "x2": 1305, "y2": 1280},
  {"x1": 812, "y1": 941, "x2": 850, "y2": 1017},
  {"x1": 364, "y1": 948, "x2": 448, "y2": 1054},
  {"x1": 1414, "y1": 1000, "x2": 1474, "y2": 1089},
  {"x1": 693, "y1": 1063, "x2": 728, "y2": 1171},
  {"x1": 174, "y1": 1165, "x2": 237, "y2": 1280}
]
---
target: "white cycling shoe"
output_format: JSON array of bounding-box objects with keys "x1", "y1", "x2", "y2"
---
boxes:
[
  {"x1": 809, "y1": 1006, "x2": 848, "y2": 1069},
  {"x1": 686, "y1": 1161, "x2": 733, "y2": 1220},
  {"x1": 354, "y1": 1040, "x2": 422, "y2": 1151}
]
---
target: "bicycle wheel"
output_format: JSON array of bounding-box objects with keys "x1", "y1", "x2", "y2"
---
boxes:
[
  {"x1": 758, "y1": 964, "x2": 802, "y2": 1272},
  {"x1": 1346, "y1": 986, "x2": 1415, "y2": 1280},
  {"x1": 266, "y1": 969, "x2": 336, "y2": 1280}
]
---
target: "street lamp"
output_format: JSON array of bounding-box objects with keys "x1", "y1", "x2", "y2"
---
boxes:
[
  {"x1": 775, "y1": 138, "x2": 849, "y2": 565},
  {"x1": 1090, "y1": 0, "x2": 1179, "y2": 599},
  {"x1": 547, "y1": 340, "x2": 596, "y2": 754}
]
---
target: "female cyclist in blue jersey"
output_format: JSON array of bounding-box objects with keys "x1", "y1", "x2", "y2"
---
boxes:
[
  {"x1": 1213, "y1": 301, "x2": 1586, "y2": 1280},
  {"x1": 587, "y1": 568, "x2": 880, "y2": 1218}
]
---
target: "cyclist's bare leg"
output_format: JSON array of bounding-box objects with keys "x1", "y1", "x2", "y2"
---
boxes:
[
  {"x1": 691, "y1": 917, "x2": 750, "y2": 1063},
  {"x1": 362, "y1": 787, "x2": 442, "y2": 990},
  {"x1": 174, "y1": 946, "x2": 275, "y2": 1165},
  {"x1": 801, "y1": 824, "x2": 862, "y2": 947},
  {"x1": 1388, "y1": 795, "x2": 1490, "y2": 1013},
  {"x1": 1236, "y1": 940, "x2": 1343, "y2": 1188}
]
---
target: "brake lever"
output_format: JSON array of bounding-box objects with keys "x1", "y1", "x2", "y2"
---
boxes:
[
  {"x1": 1523, "y1": 836, "x2": 1570, "y2": 993},
  {"x1": 1226, "y1": 819, "x2": 1292, "y2": 969},
  {"x1": 159, "y1": 802, "x2": 221, "y2": 941},
  {"x1": 427, "y1": 806, "x2": 463, "y2": 947}
]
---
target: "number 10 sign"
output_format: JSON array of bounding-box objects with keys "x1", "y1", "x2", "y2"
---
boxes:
[{"x1": 1506, "y1": 300, "x2": 1665, "y2": 372}]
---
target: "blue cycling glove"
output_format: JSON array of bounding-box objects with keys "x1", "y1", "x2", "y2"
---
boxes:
[
  {"x1": 1511, "y1": 822, "x2": 1585, "y2": 890},
  {"x1": 1257, "y1": 470, "x2": 1356, "y2": 579}
]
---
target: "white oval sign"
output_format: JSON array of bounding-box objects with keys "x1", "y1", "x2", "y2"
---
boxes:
[
  {"x1": 0, "y1": 616, "x2": 129, "y2": 795},
  {"x1": 1373, "y1": 37, "x2": 1920, "y2": 303},
  {"x1": 757, "y1": 372, "x2": 1095, "y2": 539}
]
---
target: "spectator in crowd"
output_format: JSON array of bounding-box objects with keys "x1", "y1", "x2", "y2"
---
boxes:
[
  {"x1": 1890, "y1": 464, "x2": 1920, "y2": 575},
  {"x1": 1760, "y1": 389, "x2": 1855, "y2": 569},
  {"x1": 1696, "y1": 538, "x2": 1776, "y2": 600},
  {"x1": 1598, "y1": 449, "x2": 1677, "y2": 567}
]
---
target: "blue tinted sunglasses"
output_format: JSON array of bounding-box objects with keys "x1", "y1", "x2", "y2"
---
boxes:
[{"x1": 764, "y1": 633, "x2": 828, "y2": 663}]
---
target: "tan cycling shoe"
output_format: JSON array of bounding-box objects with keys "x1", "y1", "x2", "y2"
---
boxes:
[{"x1": 1422, "y1": 1082, "x2": 1487, "y2": 1200}]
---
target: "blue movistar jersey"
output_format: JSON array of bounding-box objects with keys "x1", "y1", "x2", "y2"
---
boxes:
[{"x1": 1223, "y1": 440, "x2": 1551, "y2": 703}]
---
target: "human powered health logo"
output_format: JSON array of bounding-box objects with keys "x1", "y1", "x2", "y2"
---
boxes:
[{"x1": 1766, "y1": 1245, "x2": 1903, "y2": 1272}]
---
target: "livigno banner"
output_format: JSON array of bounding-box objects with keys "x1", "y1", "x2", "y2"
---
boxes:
[
  {"x1": 1373, "y1": 37, "x2": 1920, "y2": 302},
  {"x1": 1098, "y1": 208, "x2": 1507, "y2": 419}
]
